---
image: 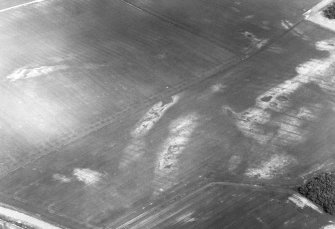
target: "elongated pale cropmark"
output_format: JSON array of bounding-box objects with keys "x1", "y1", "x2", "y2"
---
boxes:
[
  {"x1": 0, "y1": 0, "x2": 47, "y2": 13},
  {"x1": 119, "y1": 95, "x2": 180, "y2": 170},
  {"x1": 153, "y1": 113, "x2": 199, "y2": 195}
]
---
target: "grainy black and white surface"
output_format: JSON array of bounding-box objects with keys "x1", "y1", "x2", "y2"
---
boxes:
[{"x1": 0, "y1": 0, "x2": 335, "y2": 228}]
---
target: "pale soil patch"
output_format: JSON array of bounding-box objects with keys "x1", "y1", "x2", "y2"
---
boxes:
[
  {"x1": 246, "y1": 154, "x2": 295, "y2": 179},
  {"x1": 322, "y1": 222, "x2": 335, "y2": 229},
  {"x1": 227, "y1": 38, "x2": 335, "y2": 147},
  {"x1": 73, "y1": 168, "x2": 104, "y2": 185},
  {"x1": 157, "y1": 113, "x2": 199, "y2": 171},
  {"x1": 119, "y1": 95, "x2": 179, "y2": 169},
  {"x1": 131, "y1": 95, "x2": 180, "y2": 138},
  {"x1": 153, "y1": 113, "x2": 199, "y2": 195},
  {"x1": 7, "y1": 65, "x2": 69, "y2": 82},
  {"x1": 210, "y1": 83, "x2": 225, "y2": 93}
]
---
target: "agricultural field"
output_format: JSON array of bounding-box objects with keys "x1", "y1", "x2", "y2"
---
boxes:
[{"x1": 0, "y1": 0, "x2": 335, "y2": 228}]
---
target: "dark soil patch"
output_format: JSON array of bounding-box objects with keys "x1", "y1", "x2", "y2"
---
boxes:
[
  {"x1": 324, "y1": 3, "x2": 335, "y2": 20},
  {"x1": 277, "y1": 95, "x2": 288, "y2": 101},
  {"x1": 298, "y1": 172, "x2": 335, "y2": 215},
  {"x1": 260, "y1": 96, "x2": 272, "y2": 102}
]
